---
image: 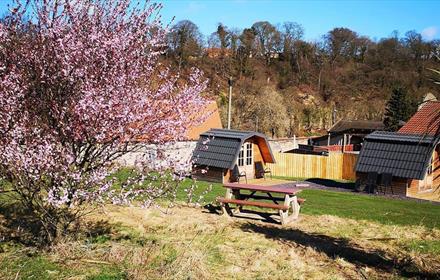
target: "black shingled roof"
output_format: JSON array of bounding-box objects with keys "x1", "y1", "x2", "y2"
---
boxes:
[
  {"x1": 355, "y1": 131, "x2": 438, "y2": 180},
  {"x1": 329, "y1": 120, "x2": 385, "y2": 133},
  {"x1": 192, "y1": 129, "x2": 274, "y2": 170}
]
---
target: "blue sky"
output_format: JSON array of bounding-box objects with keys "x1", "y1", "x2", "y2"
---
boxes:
[
  {"x1": 158, "y1": 0, "x2": 440, "y2": 41},
  {"x1": 1, "y1": 0, "x2": 439, "y2": 41}
]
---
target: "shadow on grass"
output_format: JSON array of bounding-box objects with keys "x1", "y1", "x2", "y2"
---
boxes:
[
  {"x1": 203, "y1": 204, "x2": 280, "y2": 224},
  {"x1": 240, "y1": 223, "x2": 439, "y2": 279},
  {"x1": 0, "y1": 196, "x2": 46, "y2": 246},
  {"x1": 0, "y1": 195, "x2": 113, "y2": 246},
  {"x1": 305, "y1": 178, "x2": 355, "y2": 191},
  {"x1": 83, "y1": 219, "x2": 113, "y2": 240}
]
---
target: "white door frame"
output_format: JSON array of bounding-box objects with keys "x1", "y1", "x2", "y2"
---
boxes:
[{"x1": 237, "y1": 141, "x2": 254, "y2": 179}]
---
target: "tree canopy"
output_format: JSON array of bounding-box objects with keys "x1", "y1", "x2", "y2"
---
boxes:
[
  {"x1": 383, "y1": 88, "x2": 416, "y2": 131},
  {"x1": 163, "y1": 20, "x2": 440, "y2": 136}
]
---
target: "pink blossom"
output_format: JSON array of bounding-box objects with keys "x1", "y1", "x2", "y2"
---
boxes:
[{"x1": 0, "y1": 0, "x2": 208, "y2": 208}]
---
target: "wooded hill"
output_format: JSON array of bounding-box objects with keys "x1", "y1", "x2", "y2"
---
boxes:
[{"x1": 163, "y1": 20, "x2": 440, "y2": 137}]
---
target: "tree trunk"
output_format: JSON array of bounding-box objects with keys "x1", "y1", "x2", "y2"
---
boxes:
[{"x1": 318, "y1": 68, "x2": 322, "y2": 92}]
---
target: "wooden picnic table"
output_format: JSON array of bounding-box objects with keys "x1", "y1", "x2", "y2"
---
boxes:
[{"x1": 218, "y1": 182, "x2": 304, "y2": 225}]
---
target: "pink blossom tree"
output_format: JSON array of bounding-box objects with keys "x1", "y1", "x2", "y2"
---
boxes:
[{"x1": 0, "y1": 0, "x2": 207, "y2": 242}]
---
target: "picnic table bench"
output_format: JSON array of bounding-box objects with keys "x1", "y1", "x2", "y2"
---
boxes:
[{"x1": 217, "y1": 183, "x2": 305, "y2": 225}]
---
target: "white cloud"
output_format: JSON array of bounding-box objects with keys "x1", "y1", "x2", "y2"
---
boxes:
[
  {"x1": 184, "y1": 1, "x2": 205, "y2": 14},
  {"x1": 421, "y1": 26, "x2": 438, "y2": 40}
]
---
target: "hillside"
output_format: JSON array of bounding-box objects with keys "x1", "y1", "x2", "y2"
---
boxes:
[{"x1": 164, "y1": 21, "x2": 440, "y2": 137}]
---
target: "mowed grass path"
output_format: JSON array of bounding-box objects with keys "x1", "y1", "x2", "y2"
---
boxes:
[{"x1": 178, "y1": 179, "x2": 440, "y2": 228}]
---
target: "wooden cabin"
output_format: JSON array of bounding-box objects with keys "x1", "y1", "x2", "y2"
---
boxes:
[
  {"x1": 191, "y1": 129, "x2": 275, "y2": 183},
  {"x1": 355, "y1": 131, "x2": 438, "y2": 196},
  {"x1": 310, "y1": 120, "x2": 385, "y2": 150},
  {"x1": 355, "y1": 101, "x2": 440, "y2": 197}
]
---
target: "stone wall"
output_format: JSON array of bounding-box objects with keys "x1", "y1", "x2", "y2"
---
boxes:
[
  {"x1": 269, "y1": 137, "x2": 308, "y2": 153},
  {"x1": 116, "y1": 141, "x2": 197, "y2": 172}
]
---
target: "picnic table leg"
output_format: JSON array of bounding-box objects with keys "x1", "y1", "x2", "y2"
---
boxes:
[
  {"x1": 279, "y1": 195, "x2": 300, "y2": 225},
  {"x1": 290, "y1": 195, "x2": 300, "y2": 220},
  {"x1": 231, "y1": 189, "x2": 243, "y2": 214},
  {"x1": 279, "y1": 194, "x2": 290, "y2": 225},
  {"x1": 220, "y1": 188, "x2": 233, "y2": 216}
]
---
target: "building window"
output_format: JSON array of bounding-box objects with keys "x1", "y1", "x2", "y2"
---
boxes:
[
  {"x1": 246, "y1": 142, "x2": 253, "y2": 165},
  {"x1": 238, "y1": 146, "x2": 244, "y2": 166},
  {"x1": 238, "y1": 142, "x2": 252, "y2": 166}
]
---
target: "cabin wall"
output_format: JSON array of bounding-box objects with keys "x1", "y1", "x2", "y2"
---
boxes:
[
  {"x1": 192, "y1": 166, "x2": 225, "y2": 183},
  {"x1": 407, "y1": 179, "x2": 423, "y2": 197},
  {"x1": 356, "y1": 172, "x2": 408, "y2": 196},
  {"x1": 406, "y1": 145, "x2": 439, "y2": 195},
  {"x1": 253, "y1": 142, "x2": 264, "y2": 164},
  {"x1": 407, "y1": 175, "x2": 432, "y2": 194},
  {"x1": 253, "y1": 136, "x2": 274, "y2": 164},
  {"x1": 223, "y1": 169, "x2": 231, "y2": 184},
  {"x1": 377, "y1": 177, "x2": 409, "y2": 196}
]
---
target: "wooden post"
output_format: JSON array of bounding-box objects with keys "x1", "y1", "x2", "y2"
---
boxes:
[
  {"x1": 220, "y1": 188, "x2": 233, "y2": 216},
  {"x1": 342, "y1": 133, "x2": 346, "y2": 153}
]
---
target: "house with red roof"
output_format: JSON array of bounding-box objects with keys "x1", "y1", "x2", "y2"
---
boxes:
[
  {"x1": 399, "y1": 101, "x2": 440, "y2": 197},
  {"x1": 355, "y1": 101, "x2": 439, "y2": 199},
  {"x1": 117, "y1": 101, "x2": 223, "y2": 172},
  {"x1": 398, "y1": 101, "x2": 440, "y2": 137}
]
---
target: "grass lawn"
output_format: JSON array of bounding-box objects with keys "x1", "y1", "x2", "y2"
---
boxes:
[
  {"x1": 300, "y1": 189, "x2": 440, "y2": 228},
  {"x1": 74, "y1": 168, "x2": 440, "y2": 228},
  {"x1": 176, "y1": 178, "x2": 440, "y2": 229},
  {"x1": 3, "y1": 201, "x2": 439, "y2": 280},
  {"x1": 2, "y1": 174, "x2": 440, "y2": 279}
]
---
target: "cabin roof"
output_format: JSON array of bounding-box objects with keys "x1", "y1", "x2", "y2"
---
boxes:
[
  {"x1": 200, "y1": 129, "x2": 268, "y2": 140},
  {"x1": 191, "y1": 129, "x2": 275, "y2": 170},
  {"x1": 355, "y1": 131, "x2": 437, "y2": 180},
  {"x1": 329, "y1": 120, "x2": 385, "y2": 134}
]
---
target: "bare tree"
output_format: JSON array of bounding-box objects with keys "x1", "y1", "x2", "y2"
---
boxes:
[
  {"x1": 251, "y1": 21, "x2": 281, "y2": 65},
  {"x1": 167, "y1": 20, "x2": 204, "y2": 69}
]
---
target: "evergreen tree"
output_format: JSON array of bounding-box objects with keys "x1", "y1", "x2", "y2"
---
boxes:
[{"x1": 383, "y1": 87, "x2": 414, "y2": 131}]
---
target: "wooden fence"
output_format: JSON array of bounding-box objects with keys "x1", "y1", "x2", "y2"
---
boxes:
[{"x1": 267, "y1": 152, "x2": 358, "y2": 181}]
